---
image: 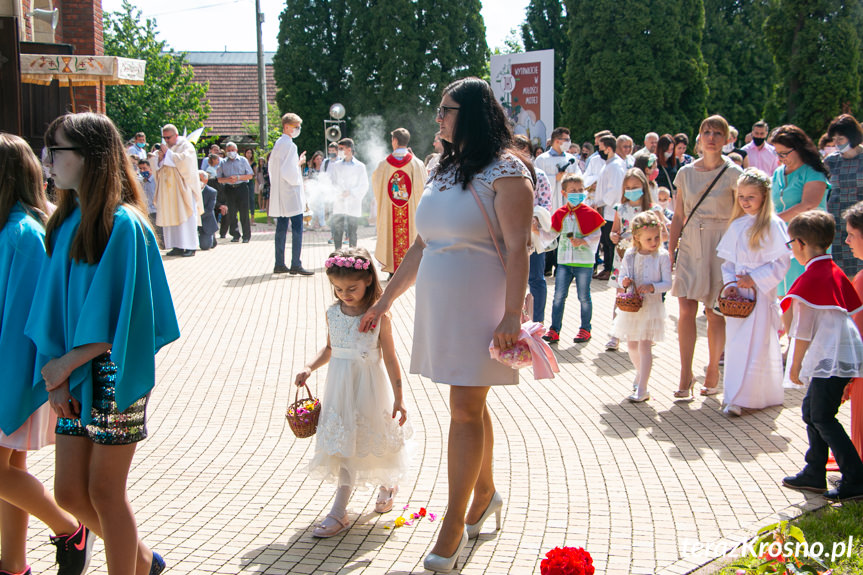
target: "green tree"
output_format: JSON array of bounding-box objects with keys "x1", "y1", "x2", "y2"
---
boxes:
[
  {"x1": 521, "y1": 0, "x2": 569, "y2": 122},
  {"x1": 764, "y1": 0, "x2": 863, "y2": 138},
  {"x1": 273, "y1": 0, "x2": 487, "y2": 158},
  {"x1": 561, "y1": 0, "x2": 708, "y2": 143},
  {"x1": 273, "y1": 0, "x2": 353, "y2": 155},
  {"x1": 102, "y1": 0, "x2": 210, "y2": 143},
  {"x1": 701, "y1": 0, "x2": 774, "y2": 134}
]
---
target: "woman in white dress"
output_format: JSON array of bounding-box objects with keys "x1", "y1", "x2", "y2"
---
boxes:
[
  {"x1": 717, "y1": 168, "x2": 791, "y2": 415},
  {"x1": 360, "y1": 77, "x2": 534, "y2": 572}
]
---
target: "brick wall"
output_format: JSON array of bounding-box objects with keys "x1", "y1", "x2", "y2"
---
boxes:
[
  {"x1": 57, "y1": 0, "x2": 103, "y2": 112},
  {"x1": 22, "y1": 0, "x2": 32, "y2": 40}
]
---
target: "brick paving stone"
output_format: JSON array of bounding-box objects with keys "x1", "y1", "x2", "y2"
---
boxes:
[{"x1": 20, "y1": 224, "x2": 851, "y2": 574}]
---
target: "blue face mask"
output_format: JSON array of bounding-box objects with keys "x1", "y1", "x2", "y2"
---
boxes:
[
  {"x1": 136, "y1": 142, "x2": 146, "y2": 148},
  {"x1": 623, "y1": 188, "x2": 643, "y2": 202},
  {"x1": 567, "y1": 192, "x2": 586, "y2": 206}
]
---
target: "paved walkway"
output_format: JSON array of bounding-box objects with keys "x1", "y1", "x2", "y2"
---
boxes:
[{"x1": 24, "y1": 223, "x2": 845, "y2": 574}]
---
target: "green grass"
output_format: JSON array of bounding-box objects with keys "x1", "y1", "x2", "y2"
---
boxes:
[{"x1": 717, "y1": 502, "x2": 863, "y2": 574}]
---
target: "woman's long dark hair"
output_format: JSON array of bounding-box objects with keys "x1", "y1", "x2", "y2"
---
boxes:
[
  {"x1": 44, "y1": 113, "x2": 150, "y2": 263},
  {"x1": 656, "y1": 134, "x2": 675, "y2": 168},
  {"x1": 770, "y1": 124, "x2": 830, "y2": 179},
  {"x1": 0, "y1": 133, "x2": 49, "y2": 230},
  {"x1": 436, "y1": 77, "x2": 535, "y2": 186}
]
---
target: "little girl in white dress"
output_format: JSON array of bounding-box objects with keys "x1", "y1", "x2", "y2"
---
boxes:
[
  {"x1": 611, "y1": 211, "x2": 673, "y2": 402},
  {"x1": 295, "y1": 247, "x2": 412, "y2": 538}
]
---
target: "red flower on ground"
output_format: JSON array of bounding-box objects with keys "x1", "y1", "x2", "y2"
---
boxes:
[
  {"x1": 418, "y1": 507, "x2": 427, "y2": 517},
  {"x1": 540, "y1": 547, "x2": 594, "y2": 575}
]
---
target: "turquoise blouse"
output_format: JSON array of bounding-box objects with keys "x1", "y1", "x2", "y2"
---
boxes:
[
  {"x1": 772, "y1": 163, "x2": 829, "y2": 214},
  {"x1": 0, "y1": 204, "x2": 48, "y2": 435},
  {"x1": 25, "y1": 205, "x2": 180, "y2": 426},
  {"x1": 771, "y1": 163, "x2": 830, "y2": 295}
]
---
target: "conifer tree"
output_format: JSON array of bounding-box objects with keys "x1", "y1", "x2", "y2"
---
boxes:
[
  {"x1": 764, "y1": 0, "x2": 863, "y2": 137},
  {"x1": 561, "y1": 0, "x2": 708, "y2": 142},
  {"x1": 273, "y1": 0, "x2": 487, "y2": 157},
  {"x1": 272, "y1": 0, "x2": 354, "y2": 154},
  {"x1": 521, "y1": 0, "x2": 569, "y2": 121},
  {"x1": 701, "y1": 0, "x2": 774, "y2": 133}
]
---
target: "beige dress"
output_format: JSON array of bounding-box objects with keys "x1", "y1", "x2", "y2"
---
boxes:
[{"x1": 671, "y1": 160, "x2": 742, "y2": 306}]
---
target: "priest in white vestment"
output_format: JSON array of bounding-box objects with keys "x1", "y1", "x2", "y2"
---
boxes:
[{"x1": 152, "y1": 124, "x2": 202, "y2": 256}]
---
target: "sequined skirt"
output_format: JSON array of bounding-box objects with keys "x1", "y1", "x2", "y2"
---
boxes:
[{"x1": 55, "y1": 353, "x2": 149, "y2": 445}]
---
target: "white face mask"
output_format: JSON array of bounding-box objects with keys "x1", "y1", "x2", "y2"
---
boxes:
[
  {"x1": 338, "y1": 151, "x2": 345, "y2": 160},
  {"x1": 227, "y1": 151, "x2": 238, "y2": 160},
  {"x1": 291, "y1": 127, "x2": 301, "y2": 138},
  {"x1": 722, "y1": 142, "x2": 735, "y2": 154},
  {"x1": 664, "y1": 150, "x2": 673, "y2": 160},
  {"x1": 836, "y1": 142, "x2": 851, "y2": 154}
]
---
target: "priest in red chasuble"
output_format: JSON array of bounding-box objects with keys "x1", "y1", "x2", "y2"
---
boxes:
[{"x1": 372, "y1": 128, "x2": 428, "y2": 273}]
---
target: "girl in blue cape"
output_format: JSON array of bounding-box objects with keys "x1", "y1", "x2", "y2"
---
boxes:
[
  {"x1": 0, "y1": 134, "x2": 90, "y2": 575},
  {"x1": 25, "y1": 114, "x2": 180, "y2": 575}
]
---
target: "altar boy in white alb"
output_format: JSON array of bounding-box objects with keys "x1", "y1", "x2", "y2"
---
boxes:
[{"x1": 329, "y1": 138, "x2": 368, "y2": 249}]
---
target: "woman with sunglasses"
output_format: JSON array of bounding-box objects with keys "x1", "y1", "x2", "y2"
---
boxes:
[
  {"x1": 770, "y1": 125, "x2": 831, "y2": 296},
  {"x1": 360, "y1": 77, "x2": 534, "y2": 572}
]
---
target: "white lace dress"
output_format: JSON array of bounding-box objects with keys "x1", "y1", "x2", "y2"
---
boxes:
[{"x1": 309, "y1": 304, "x2": 413, "y2": 487}]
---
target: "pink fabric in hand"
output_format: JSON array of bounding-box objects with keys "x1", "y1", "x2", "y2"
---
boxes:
[{"x1": 489, "y1": 321, "x2": 560, "y2": 379}]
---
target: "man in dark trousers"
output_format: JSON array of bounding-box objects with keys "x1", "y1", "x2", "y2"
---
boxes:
[{"x1": 197, "y1": 170, "x2": 222, "y2": 250}]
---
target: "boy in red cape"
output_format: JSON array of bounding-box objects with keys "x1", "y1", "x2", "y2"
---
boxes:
[
  {"x1": 543, "y1": 174, "x2": 605, "y2": 344},
  {"x1": 780, "y1": 210, "x2": 863, "y2": 501}
]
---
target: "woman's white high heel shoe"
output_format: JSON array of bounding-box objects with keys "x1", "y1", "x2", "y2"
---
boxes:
[
  {"x1": 465, "y1": 491, "x2": 503, "y2": 539},
  {"x1": 423, "y1": 529, "x2": 468, "y2": 572}
]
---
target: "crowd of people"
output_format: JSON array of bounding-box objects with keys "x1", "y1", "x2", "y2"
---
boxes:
[
  {"x1": 2, "y1": 79, "x2": 863, "y2": 575},
  {"x1": 286, "y1": 85, "x2": 863, "y2": 569}
]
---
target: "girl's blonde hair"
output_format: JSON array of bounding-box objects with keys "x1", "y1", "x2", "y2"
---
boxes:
[
  {"x1": 730, "y1": 168, "x2": 775, "y2": 250},
  {"x1": 630, "y1": 210, "x2": 662, "y2": 252},
  {"x1": 324, "y1": 247, "x2": 382, "y2": 311},
  {"x1": 619, "y1": 168, "x2": 652, "y2": 211}
]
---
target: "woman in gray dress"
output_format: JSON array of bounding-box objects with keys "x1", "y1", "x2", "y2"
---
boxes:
[{"x1": 360, "y1": 77, "x2": 534, "y2": 572}]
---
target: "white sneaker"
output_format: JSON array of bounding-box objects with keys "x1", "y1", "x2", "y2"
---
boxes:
[{"x1": 605, "y1": 337, "x2": 619, "y2": 351}]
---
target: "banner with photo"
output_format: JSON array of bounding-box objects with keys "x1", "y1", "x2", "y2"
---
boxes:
[{"x1": 490, "y1": 49, "x2": 554, "y2": 150}]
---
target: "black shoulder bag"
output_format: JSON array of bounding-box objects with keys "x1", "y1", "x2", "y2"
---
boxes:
[{"x1": 673, "y1": 162, "x2": 730, "y2": 266}]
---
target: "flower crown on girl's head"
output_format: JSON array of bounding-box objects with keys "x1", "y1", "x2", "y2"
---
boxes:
[
  {"x1": 632, "y1": 217, "x2": 660, "y2": 231},
  {"x1": 325, "y1": 255, "x2": 371, "y2": 270}
]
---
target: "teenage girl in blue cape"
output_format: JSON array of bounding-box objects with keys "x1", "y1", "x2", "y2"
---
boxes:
[{"x1": 26, "y1": 113, "x2": 180, "y2": 575}]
